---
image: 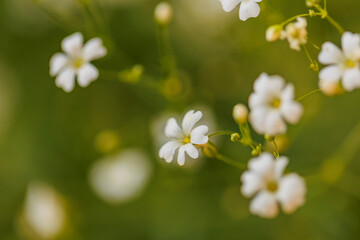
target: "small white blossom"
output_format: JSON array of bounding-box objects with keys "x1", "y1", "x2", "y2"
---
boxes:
[
  {"x1": 280, "y1": 17, "x2": 308, "y2": 51},
  {"x1": 318, "y1": 32, "x2": 360, "y2": 92},
  {"x1": 249, "y1": 73, "x2": 303, "y2": 136},
  {"x1": 50, "y1": 32, "x2": 107, "y2": 92},
  {"x1": 159, "y1": 110, "x2": 209, "y2": 166},
  {"x1": 241, "y1": 153, "x2": 306, "y2": 218},
  {"x1": 266, "y1": 25, "x2": 282, "y2": 42},
  {"x1": 219, "y1": 0, "x2": 262, "y2": 21}
]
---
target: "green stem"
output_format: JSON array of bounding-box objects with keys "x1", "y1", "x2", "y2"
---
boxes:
[
  {"x1": 272, "y1": 139, "x2": 280, "y2": 158},
  {"x1": 302, "y1": 45, "x2": 313, "y2": 63},
  {"x1": 214, "y1": 154, "x2": 247, "y2": 170},
  {"x1": 314, "y1": 4, "x2": 345, "y2": 34},
  {"x1": 209, "y1": 131, "x2": 234, "y2": 138},
  {"x1": 280, "y1": 13, "x2": 321, "y2": 26},
  {"x1": 296, "y1": 89, "x2": 321, "y2": 101}
]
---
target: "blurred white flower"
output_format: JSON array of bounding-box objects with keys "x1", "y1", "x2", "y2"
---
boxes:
[
  {"x1": 280, "y1": 17, "x2": 308, "y2": 51},
  {"x1": 154, "y1": 2, "x2": 173, "y2": 26},
  {"x1": 50, "y1": 32, "x2": 107, "y2": 92},
  {"x1": 159, "y1": 110, "x2": 209, "y2": 166},
  {"x1": 249, "y1": 73, "x2": 303, "y2": 136},
  {"x1": 266, "y1": 24, "x2": 283, "y2": 42},
  {"x1": 89, "y1": 149, "x2": 152, "y2": 204},
  {"x1": 23, "y1": 182, "x2": 66, "y2": 239},
  {"x1": 219, "y1": 0, "x2": 262, "y2": 21},
  {"x1": 241, "y1": 153, "x2": 306, "y2": 218},
  {"x1": 318, "y1": 32, "x2": 360, "y2": 92}
]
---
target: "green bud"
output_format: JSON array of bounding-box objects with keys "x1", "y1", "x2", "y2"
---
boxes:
[
  {"x1": 264, "y1": 134, "x2": 275, "y2": 142},
  {"x1": 202, "y1": 143, "x2": 218, "y2": 158},
  {"x1": 251, "y1": 145, "x2": 262, "y2": 157},
  {"x1": 230, "y1": 133, "x2": 241, "y2": 142},
  {"x1": 310, "y1": 61, "x2": 319, "y2": 71},
  {"x1": 309, "y1": 10, "x2": 317, "y2": 17}
]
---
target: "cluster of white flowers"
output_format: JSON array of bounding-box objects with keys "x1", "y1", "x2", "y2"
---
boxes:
[
  {"x1": 318, "y1": 32, "x2": 360, "y2": 95},
  {"x1": 219, "y1": 0, "x2": 263, "y2": 21}
]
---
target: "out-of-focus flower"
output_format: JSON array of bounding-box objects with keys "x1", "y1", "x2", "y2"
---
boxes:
[
  {"x1": 89, "y1": 149, "x2": 152, "y2": 204},
  {"x1": 266, "y1": 24, "x2": 283, "y2": 42},
  {"x1": 280, "y1": 17, "x2": 308, "y2": 51},
  {"x1": 241, "y1": 153, "x2": 306, "y2": 218},
  {"x1": 219, "y1": 0, "x2": 263, "y2": 21},
  {"x1": 20, "y1": 182, "x2": 66, "y2": 239},
  {"x1": 249, "y1": 73, "x2": 303, "y2": 136},
  {"x1": 154, "y1": 2, "x2": 173, "y2": 26},
  {"x1": 50, "y1": 32, "x2": 107, "y2": 92},
  {"x1": 233, "y1": 103, "x2": 249, "y2": 124},
  {"x1": 159, "y1": 110, "x2": 209, "y2": 166},
  {"x1": 318, "y1": 32, "x2": 360, "y2": 93}
]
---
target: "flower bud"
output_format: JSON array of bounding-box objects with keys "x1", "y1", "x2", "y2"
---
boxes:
[
  {"x1": 266, "y1": 25, "x2": 283, "y2": 42},
  {"x1": 264, "y1": 134, "x2": 274, "y2": 142},
  {"x1": 251, "y1": 145, "x2": 262, "y2": 157},
  {"x1": 308, "y1": 10, "x2": 317, "y2": 17},
  {"x1": 202, "y1": 143, "x2": 218, "y2": 158},
  {"x1": 232, "y1": 104, "x2": 248, "y2": 124},
  {"x1": 230, "y1": 133, "x2": 241, "y2": 142},
  {"x1": 319, "y1": 80, "x2": 344, "y2": 96},
  {"x1": 154, "y1": 2, "x2": 173, "y2": 26}
]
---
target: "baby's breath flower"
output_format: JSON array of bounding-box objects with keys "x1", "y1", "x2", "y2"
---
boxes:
[
  {"x1": 154, "y1": 2, "x2": 174, "y2": 26},
  {"x1": 241, "y1": 153, "x2": 306, "y2": 218},
  {"x1": 266, "y1": 25, "x2": 283, "y2": 42},
  {"x1": 159, "y1": 110, "x2": 209, "y2": 166},
  {"x1": 249, "y1": 73, "x2": 303, "y2": 136},
  {"x1": 281, "y1": 17, "x2": 308, "y2": 51},
  {"x1": 219, "y1": 0, "x2": 263, "y2": 21},
  {"x1": 318, "y1": 32, "x2": 360, "y2": 92},
  {"x1": 50, "y1": 32, "x2": 107, "y2": 92}
]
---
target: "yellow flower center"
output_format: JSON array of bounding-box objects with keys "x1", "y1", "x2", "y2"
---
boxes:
[
  {"x1": 271, "y1": 98, "x2": 282, "y2": 108},
  {"x1": 184, "y1": 136, "x2": 191, "y2": 144},
  {"x1": 345, "y1": 59, "x2": 356, "y2": 68},
  {"x1": 266, "y1": 181, "x2": 278, "y2": 192},
  {"x1": 73, "y1": 58, "x2": 85, "y2": 69}
]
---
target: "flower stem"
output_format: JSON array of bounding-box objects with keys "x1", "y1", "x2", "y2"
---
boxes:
[
  {"x1": 313, "y1": 4, "x2": 345, "y2": 34},
  {"x1": 214, "y1": 154, "x2": 247, "y2": 170},
  {"x1": 296, "y1": 89, "x2": 321, "y2": 101},
  {"x1": 272, "y1": 139, "x2": 280, "y2": 158},
  {"x1": 209, "y1": 131, "x2": 234, "y2": 138},
  {"x1": 280, "y1": 13, "x2": 321, "y2": 26}
]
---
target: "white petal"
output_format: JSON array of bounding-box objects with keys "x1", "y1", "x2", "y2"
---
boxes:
[
  {"x1": 219, "y1": 0, "x2": 241, "y2": 12},
  {"x1": 280, "y1": 101, "x2": 303, "y2": 124},
  {"x1": 253, "y1": 73, "x2": 285, "y2": 96},
  {"x1": 50, "y1": 53, "x2": 68, "y2": 76},
  {"x1": 177, "y1": 144, "x2": 199, "y2": 166},
  {"x1": 82, "y1": 38, "x2": 107, "y2": 61},
  {"x1": 249, "y1": 106, "x2": 270, "y2": 135},
  {"x1": 250, "y1": 191, "x2": 279, "y2": 218},
  {"x1": 61, "y1": 32, "x2": 84, "y2": 56},
  {"x1": 281, "y1": 84, "x2": 295, "y2": 101},
  {"x1": 77, "y1": 63, "x2": 99, "y2": 87},
  {"x1": 341, "y1": 32, "x2": 360, "y2": 58},
  {"x1": 241, "y1": 171, "x2": 264, "y2": 197},
  {"x1": 190, "y1": 125, "x2": 209, "y2": 145},
  {"x1": 248, "y1": 153, "x2": 275, "y2": 180},
  {"x1": 159, "y1": 141, "x2": 181, "y2": 163},
  {"x1": 182, "y1": 110, "x2": 203, "y2": 135},
  {"x1": 274, "y1": 157, "x2": 288, "y2": 180},
  {"x1": 318, "y1": 42, "x2": 343, "y2": 65},
  {"x1": 248, "y1": 93, "x2": 267, "y2": 109},
  {"x1": 239, "y1": 0, "x2": 261, "y2": 21},
  {"x1": 277, "y1": 173, "x2": 306, "y2": 214},
  {"x1": 55, "y1": 68, "x2": 76, "y2": 93},
  {"x1": 264, "y1": 110, "x2": 287, "y2": 136},
  {"x1": 165, "y1": 118, "x2": 184, "y2": 139},
  {"x1": 319, "y1": 65, "x2": 343, "y2": 82},
  {"x1": 342, "y1": 68, "x2": 360, "y2": 91}
]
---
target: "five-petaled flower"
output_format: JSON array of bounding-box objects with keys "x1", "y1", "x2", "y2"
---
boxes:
[
  {"x1": 318, "y1": 32, "x2": 360, "y2": 93},
  {"x1": 249, "y1": 73, "x2": 303, "y2": 136},
  {"x1": 241, "y1": 153, "x2": 306, "y2": 218},
  {"x1": 219, "y1": 0, "x2": 263, "y2": 21},
  {"x1": 159, "y1": 110, "x2": 209, "y2": 166},
  {"x1": 280, "y1": 17, "x2": 308, "y2": 51},
  {"x1": 50, "y1": 32, "x2": 107, "y2": 92}
]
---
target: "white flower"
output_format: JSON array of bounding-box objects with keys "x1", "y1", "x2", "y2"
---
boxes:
[
  {"x1": 219, "y1": 0, "x2": 262, "y2": 21},
  {"x1": 280, "y1": 17, "x2": 308, "y2": 51},
  {"x1": 154, "y1": 2, "x2": 174, "y2": 26},
  {"x1": 241, "y1": 153, "x2": 306, "y2": 218},
  {"x1": 89, "y1": 149, "x2": 152, "y2": 204},
  {"x1": 159, "y1": 110, "x2": 209, "y2": 166},
  {"x1": 50, "y1": 32, "x2": 107, "y2": 92},
  {"x1": 318, "y1": 32, "x2": 360, "y2": 92},
  {"x1": 266, "y1": 24, "x2": 282, "y2": 42},
  {"x1": 249, "y1": 73, "x2": 303, "y2": 136}
]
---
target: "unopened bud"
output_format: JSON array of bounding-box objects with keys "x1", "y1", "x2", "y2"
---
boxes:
[
  {"x1": 154, "y1": 2, "x2": 173, "y2": 26},
  {"x1": 266, "y1": 25, "x2": 283, "y2": 42},
  {"x1": 251, "y1": 145, "x2": 262, "y2": 157},
  {"x1": 310, "y1": 61, "x2": 319, "y2": 71},
  {"x1": 230, "y1": 133, "x2": 241, "y2": 142},
  {"x1": 309, "y1": 10, "x2": 317, "y2": 17},
  {"x1": 233, "y1": 104, "x2": 248, "y2": 124},
  {"x1": 319, "y1": 80, "x2": 344, "y2": 96},
  {"x1": 202, "y1": 143, "x2": 218, "y2": 158},
  {"x1": 264, "y1": 134, "x2": 275, "y2": 142}
]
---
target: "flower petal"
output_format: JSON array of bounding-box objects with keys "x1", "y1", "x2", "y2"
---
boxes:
[
  {"x1": 55, "y1": 68, "x2": 76, "y2": 93},
  {"x1": 264, "y1": 110, "x2": 287, "y2": 136},
  {"x1": 177, "y1": 144, "x2": 199, "y2": 166},
  {"x1": 165, "y1": 118, "x2": 184, "y2": 139},
  {"x1": 219, "y1": 0, "x2": 241, "y2": 12},
  {"x1": 274, "y1": 157, "x2": 288, "y2": 180},
  {"x1": 241, "y1": 171, "x2": 264, "y2": 198},
  {"x1": 281, "y1": 84, "x2": 295, "y2": 101},
  {"x1": 249, "y1": 106, "x2": 270, "y2": 135},
  {"x1": 239, "y1": 0, "x2": 260, "y2": 21},
  {"x1": 319, "y1": 65, "x2": 342, "y2": 82},
  {"x1": 159, "y1": 141, "x2": 181, "y2": 163},
  {"x1": 276, "y1": 173, "x2": 306, "y2": 214},
  {"x1": 248, "y1": 153, "x2": 275, "y2": 180},
  {"x1": 50, "y1": 53, "x2": 68, "y2": 76},
  {"x1": 250, "y1": 191, "x2": 279, "y2": 218},
  {"x1": 82, "y1": 38, "x2": 107, "y2": 61},
  {"x1": 61, "y1": 32, "x2": 84, "y2": 56},
  {"x1": 342, "y1": 68, "x2": 360, "y2": 91},
  {"x1": 182, "y1": 110, "x2": 203, "y2": 135},
  {"x1": 190, "y1": 125, "x2": 209, "y2": 145},
  {"x1": 318, "y1": 42, "x2": 343, "y2": 65},
  {"x1": 253, "y1": 73, "x2": 285, "y2": 96},
  {"x1": 280, "y1": 101, "x2": 303, "y2": 125},
  {"x1": 77, "y1": 63, "x2": 99, "y2": 87},
  {"x1": 341, "y1": 32, "x2": 360, "y2": 58}
]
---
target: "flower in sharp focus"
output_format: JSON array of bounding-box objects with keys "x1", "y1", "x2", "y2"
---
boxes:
[
  {"x1": 249, "y1": 73, "x2": 303, "y2": 136},
  {"x1": 50, "y1": 32, "x2": 107, "y2": 92},
  {"x1": 280, "y1": 17, "x2": 308, "y2": 51},
  {"x1": 241, "y1": 153, "x2": 306, "y2": 218},
  {"x1": 219, "y1": 0, "x2": 263, "y2": 21},
  {"x1": 318, "y1": 32, "x2": 360, "y2": 93},
  {"x1": 159, "y1": 110, "x2": 209, "y2": 166}
]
